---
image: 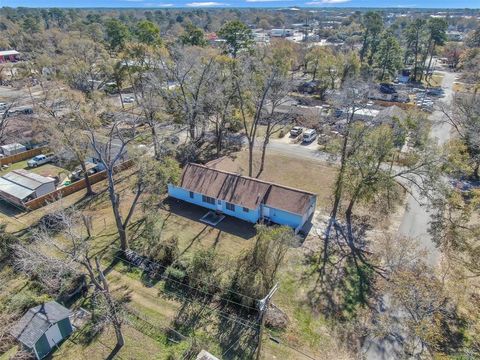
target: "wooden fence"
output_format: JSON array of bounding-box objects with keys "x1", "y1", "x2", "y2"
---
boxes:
[
  {"x1": 0, "y1": 147, "x2": 49, "y2": 166},
  {"x1": 25, "y1": 160, "x2": 134, "y2": 211}
]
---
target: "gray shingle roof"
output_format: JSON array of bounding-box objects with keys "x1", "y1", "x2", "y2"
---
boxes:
[
  {"x1": 179, "y1": 163, "x2": 316, "y2": 215},
  {"x1": 10, "y1": 301, "x2": 71, "y2": 348}
]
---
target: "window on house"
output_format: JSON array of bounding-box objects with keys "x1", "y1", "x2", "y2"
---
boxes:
[
  {"x1": 189, "y1": 191, "x2": 194, "y2": 199},
  {"x1": 202, "y1": 195, "x2": 215, "y2": 205},
  {"x1": 226, "y1": 203, "x2": 235, "y2": 211},
  {"x1": 243, "y1": 207, "x2": 249, "y2": 213}
]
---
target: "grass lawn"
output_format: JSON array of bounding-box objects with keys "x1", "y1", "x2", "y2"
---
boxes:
[
  {"x1": 0, "y1": 152, "x2": 347, "y2": 360},
  {"x1": 0, "y1": 160, "x2": 67, "y2": 179},
  {"x1": 54, "y1": 324, "x2": 172, "y2": 360}
]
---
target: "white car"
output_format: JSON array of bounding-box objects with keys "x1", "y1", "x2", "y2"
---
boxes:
[
  {"x1": 123, "y1": 96, "x2": 135, "y2": 103},
  {"x1": 27, "y1": 154, "x2": 56, "y2": 168},
  {"x1": 302, "y1": 129, "x2": 317, "y2": 143}
]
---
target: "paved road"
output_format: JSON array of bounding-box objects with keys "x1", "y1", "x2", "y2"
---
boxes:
[
  {"x1": 261, "y1": 71, "x2": 457, "y2": 359},
  {"x1": 397, "y1": 70, "x2": 456, "y2": 266},
  {"x1": 363, "y1": 71, "x2": 457, "y2": 360}
]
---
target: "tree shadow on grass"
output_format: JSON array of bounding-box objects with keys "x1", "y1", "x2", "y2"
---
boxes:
[
  {"x1": 302, "y1": 218, "x2": 376, "y2": 321},
  {"x1": 170, "y1": 295, "x2": 258, "y2": 360}
]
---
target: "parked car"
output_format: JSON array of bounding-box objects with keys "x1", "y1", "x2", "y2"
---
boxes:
[
  {"x1": 27, "y1": 153, "x2": 56, "y2": 168},
  {"x1": 123, "y1": 96, "x2": 135, "y2": 103},
  {"x1": 426, "y1": 88, "x2": 444, "y2": 97},
  {"x1": 290, "y1": 126, "x2": 303, "y2": 137},
  {"x1": 0, "y1": 103, "x2": 7, "y2": 110},
  {"x1": 379, "y1": 83, "x2": 397, "y2": 94},
  {"x1": 302, "y1": 129, "x2": 317, "y2": 143},
  {"x1": 69, "y1": 161, "x2": 104, "y2": 182}
]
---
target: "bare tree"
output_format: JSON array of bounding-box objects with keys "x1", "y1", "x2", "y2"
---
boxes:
[
  {"x1": 441, "y1": 92, "x2": 480, "y2": 179},
  {"x1": 40, "y1": 88, "x2": 95, "y2": 196},
  {"x1": 321, "y1": 80, "x2": 371, "y2": 268},
  {"x1": 86, "y1": 116, "x2": 139, "y2": 251},
  {"x1": 159, "y1": 46, "x2": 219, "y2": 143},
  {"x1": 14, "y1": 208, "x2": 125, "y2": 356},
  {"x1": 0, "y1": 101, "x2": 16, "y2": 145},
  {"x1": 234, "y1": 55, "x2": 291, "y2": 177}
]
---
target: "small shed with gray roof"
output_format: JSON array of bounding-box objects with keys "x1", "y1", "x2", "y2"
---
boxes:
[
  {"x1": 10, "y1": 301, "x2": 73, "y2": 359},
  {"x1": 0, "y1": 169, "x2": 56, "y2": 207}
]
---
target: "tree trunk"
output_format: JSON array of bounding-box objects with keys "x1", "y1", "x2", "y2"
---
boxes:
[
  {"x1": 425, "y1": 43, "x2": 436, "y2": 84},
  {"x1": 321, "y1": 119, "x2": 350, "y2": 273},
  {"x1": 79, "y1": 161, "x2": 94, "y2": 197},
  {"x1": 256, "y1": 136, "x2": 269, "y2": 178},
  {"x1": 248, "y1": 141, "x2": 254, "y2": 178},
  {"x1": 106, "y1": 172, "x2": 128, "y2": 251},
  {"x1": 360, "y1": 33, "x2": 369, "y2": 63},
  {"x1": 151, "y1": 124, "x2": 160, "y2": 160},
  {"x1": 216, "y1": 127, "x2": 223, "y2": 156}
]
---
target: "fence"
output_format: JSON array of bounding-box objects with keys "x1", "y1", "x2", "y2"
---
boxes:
[
  {"x1": 0, "y1": 147, "x2": 48, "y2": 166},
  {"x1": 25, "y1": 160, "x2": 134, "y2": 210}
]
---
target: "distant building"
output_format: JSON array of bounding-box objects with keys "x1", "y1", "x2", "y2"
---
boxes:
[
  {"x1": 447, "y1": 31, "x2": 464, "y2": 41},
  {"x1": 0, "y1": 50, "x2": 20, "y2": 63},
  {"x1": 168, "y1": 163, "x2": 316, "y2": 233},
  {"x1": 10, "y1": 301, "x2": 73, "y2": 359},
  {"x1": 270, "y1": 28, "x2": 294, "y2": 37},
  {"x1": 253, "y1": 31, "x2": 270, "y2": 44},
  {"x1": 0, "y1": 143, "x2": 27, "y2": 156},
  {"x1": 0, "y1": 169, "x2": 56, "y2": 207}
]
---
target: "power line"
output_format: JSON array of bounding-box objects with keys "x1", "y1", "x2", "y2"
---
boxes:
[
  {"x1": 117, "y1": 249, "x2": 259, "y2": 310},
  {"x1": 111, "y1": 254, "x2": 260, "y2": 330},
  {"x1": 122, "y1": 248, "x2": 258, "y2": 302}
]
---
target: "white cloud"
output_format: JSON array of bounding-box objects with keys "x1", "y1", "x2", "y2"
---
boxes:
[
  {"x1": 186, "y1": 1, "x2": 228, "y2": 5},
  {"x1": 143, "y1": 2, "x2": 175, "y2": 5},
  {"x1": 246, "y1": 0, "x2": 293, "y2": 2},
  {"x1": 306, "y1": 0, "x2": 350, "y2": 4}
]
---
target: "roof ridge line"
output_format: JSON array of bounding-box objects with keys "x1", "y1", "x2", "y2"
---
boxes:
[{"x1": 187, "y1": 163, "x2": 316, "y2": 196}]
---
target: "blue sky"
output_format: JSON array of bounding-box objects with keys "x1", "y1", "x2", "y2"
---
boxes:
[{"x1": 1, "y1": 0, "x2": 479, "y2": 8}]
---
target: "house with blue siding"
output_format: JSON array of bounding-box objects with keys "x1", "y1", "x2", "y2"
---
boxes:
[{"x1": 168, "y1": 163, "x2": 316, "y2": 233}]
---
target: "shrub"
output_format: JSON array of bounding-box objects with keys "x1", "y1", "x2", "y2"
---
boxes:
[
  {"x1": 278, "y1": 130, "x2": 285, "y2": 138},
  {"x1": 7, "y1": 290, "x2": 51, "y2": 315},
  {"x1": 186, "y1": 249, "x2": 219, "y2": 293},
  {"x1": 165, "y1": 265, "x2": 186, "y2": 285}
]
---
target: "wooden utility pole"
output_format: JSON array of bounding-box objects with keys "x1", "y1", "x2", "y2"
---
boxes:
[{"x1": 256, "y1": 283, "x2": 279, "y2": 360}]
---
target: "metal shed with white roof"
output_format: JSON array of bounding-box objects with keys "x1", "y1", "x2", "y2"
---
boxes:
[{"x1": 0, "y1": 169, "x2": 55, "y2": 207}]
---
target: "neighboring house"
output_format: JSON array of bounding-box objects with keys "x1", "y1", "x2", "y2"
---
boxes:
[
  {"x1": 0, "y1": 169, "x2": 56, "y2": 207},
  {"x1": 10, "y1": 301, "x2": 73, "y2": 359},
  {"x1": 0, "y1": 50, "x2": 20, "y2": 63},
  {"x1": 270, "y1": 28, "x2": 294, "y2": 37},
  {"x1": 0, "y1": 143, "x2": 27, "y2": 156},
  {"x1": 168, "y1": 164, "x2": 317, "y2": 233}
]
